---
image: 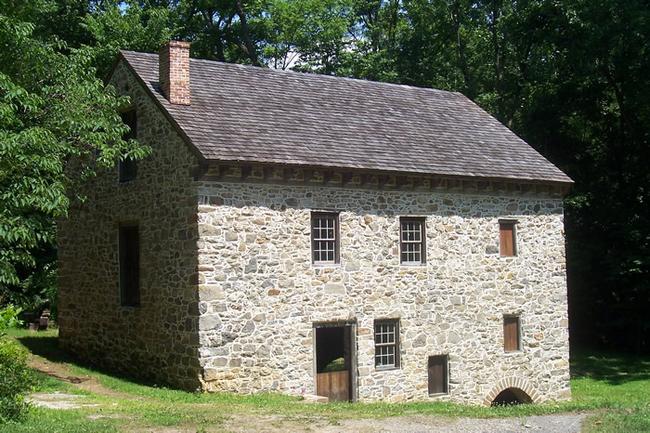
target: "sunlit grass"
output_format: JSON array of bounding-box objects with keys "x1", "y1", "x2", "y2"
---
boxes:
[{"x1": 4, "y1": 328, "x2": 650, "y2": 432}]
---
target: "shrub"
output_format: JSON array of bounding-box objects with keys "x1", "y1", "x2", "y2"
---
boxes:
[
  {"x1": 322, "y1": 357, "x2": 346, "y2": 372},
  {"x1": 0, "y1": 305, "x2": 22, "y2": 333},
  {"x1": 0, "y1": 305, "x2": 33, "y2": 423}
]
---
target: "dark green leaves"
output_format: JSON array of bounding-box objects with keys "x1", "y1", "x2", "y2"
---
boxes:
[{"x1": 0, "y1": 4, "x2": 149, "y2": 293}]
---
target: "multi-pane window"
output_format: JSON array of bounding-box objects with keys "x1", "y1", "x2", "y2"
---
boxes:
[
  {"x1": 118, "y1": 109, "x2": 138, "y2": 183},
  {"x1": 428, "y1": 355, "x2": 449, "y2": 394},
  {"x1": 400, "y1": 217, "x2": 426, "y2": 264},
  {"x1": 504, "y1": 315, "x2": 521, "y2": 352},
  {"x1": 499, "y1": 220, "x2": 517, "y2": 257},
  {"x1": 374, "y1": 320, "x2": 400, "y2": 369},
  {"x1": 311, "y1": 212, "x2": 339, "y2": 264},
  {"x1": 119, "y1": 225, "x2": 140, "y2": 307}
]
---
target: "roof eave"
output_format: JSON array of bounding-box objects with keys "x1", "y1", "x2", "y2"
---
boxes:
[{"x1": 201, "y1": 158, "x2": 574, "y2": 195}]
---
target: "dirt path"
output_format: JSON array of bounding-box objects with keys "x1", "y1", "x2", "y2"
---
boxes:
[
  {"x1": 221, "y1": 412, "x2": 588, "y2": 433},
  {"x1": 28, "y1": 355, "x2": 134, "y2": 399},
  {"x1": 27, "y1": 354, "x2": 587, "y2": 433}
]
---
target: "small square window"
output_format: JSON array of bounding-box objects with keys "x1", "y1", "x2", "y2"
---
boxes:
[
  {"x1": 311, "y1": 212, "x2": 339, "y2": 264},
  {"x1": 428, "y1": 355, "x2": 449, "y2": 394},
  {"x1": 504, "y1": 315, "x2": 521, "y2": 352},
  {"x1": 119, "y1": 225, "x2": 140, "y2": 307},
  {"x1": 400, "y1": 217, "x2": 426, "y2": 265},
  {"x1": 499, "y1": 220, "x2": 517, "y2": 257},
  {"x1": 119, "y1": 109, "x2": 137, "y2": 183},
  {"x1": 374, "y1": 319, "x2": 400, "y2": 369}
]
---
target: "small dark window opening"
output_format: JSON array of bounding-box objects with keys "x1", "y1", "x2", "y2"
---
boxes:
[
  {"x1": 311, "y1": 212, "x2": 339, "y2": 264},
  {"x1": 119, "y1": 225, "x2": 140, "y2": 306},
  {"x1": 374, "y1": 319, "x2": 400, "y2": 369},
  {"x1": 428, "y1": 355, "x2": 449, "y2": 394},
  {"x1": 499, "y1": 220, "x2": 516, "y2": 256},
  {"x1": 118, "y1": 109, "x2": 138, "y2": 182},
  {"x1": 504, "y1": 315, "x2": 521, "y2": 352},
  {"x1": 400, "y1": 217, "x2": 426, "y2": 264}
]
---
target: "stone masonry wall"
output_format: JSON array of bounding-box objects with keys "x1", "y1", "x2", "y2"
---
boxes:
[
  {"x1": 57, "y1": 60, "x2": 202, "y2": 390},
  {"x1": 196, "y1": 182, "x2": 571, "y2": 404}
]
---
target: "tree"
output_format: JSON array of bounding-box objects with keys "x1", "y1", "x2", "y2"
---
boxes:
[
  {"x1": 83, "y1": 0, "x2": 176, "y2": 77},
  {"x1": 175, "y1": 0, "x2": 265, "y2": 65},
  {"x1": 263, "y1": 0, "x2": 354, "y2": 73},
  {"x1": 0, "y1": 2, "x2": 149, "y2": 309}
]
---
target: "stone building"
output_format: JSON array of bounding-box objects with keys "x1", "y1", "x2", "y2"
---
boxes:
[{"x1": 58, "y1": 41, "x2": 573, "y2": 405}]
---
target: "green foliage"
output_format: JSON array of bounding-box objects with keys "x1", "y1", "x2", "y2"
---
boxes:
[
  {"x1": 322, "y1": 357, "x2": 345, "y2": 372},
  {"x1": 0, "y1": 338, "x2": 33, "y2": 423},
  {"x1": 82, "y1": 0, "x2": 176, "y2": 77},
  {"x1": 0, "y1": 1, "x2": 149, "y2": 307},
  {"x1": 264, "y1": 0, "x2": 354, "y2": 73},
  {"x1": 0, "y1": 305, "x2": 22, "y2": 335}
]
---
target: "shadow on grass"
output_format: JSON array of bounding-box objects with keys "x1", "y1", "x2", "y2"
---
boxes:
[
  {"x1": 570, "y1": 350, "x2": 650, "y2": 385},
  {"x1": 17, "y1": 335, "x2": 68, "y2": 363},
  {"x1": 15, "y1": 332, "x2": 173, "y2": 391}
]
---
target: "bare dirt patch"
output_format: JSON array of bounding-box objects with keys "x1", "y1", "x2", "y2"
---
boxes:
[
  {"x1": 221, "y1": 412, "x2": 588, "y2": 433},
  {"x1": 28, "y1": 392, "x2": 98, "y2": 410}
]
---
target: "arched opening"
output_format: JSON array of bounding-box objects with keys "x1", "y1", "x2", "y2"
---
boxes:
[{"x1": 491, "y1": 387, "x2": 533, "y2": 406}]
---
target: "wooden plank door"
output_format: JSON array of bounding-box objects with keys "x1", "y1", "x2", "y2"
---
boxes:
[
  {"x1": 428, "y1": 355, "x2": 448, "y2": 394},
  {"x1": 316, "y1": 370, "x2": 350, "y2": 401}
]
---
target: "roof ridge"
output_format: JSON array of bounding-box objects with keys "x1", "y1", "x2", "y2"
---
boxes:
[
  {"x1": 117, "y1": 49, "x2": 573, "y2": 185},
  {"x1": 119, "y1": 50, "x2": 463, "y2": 97}
]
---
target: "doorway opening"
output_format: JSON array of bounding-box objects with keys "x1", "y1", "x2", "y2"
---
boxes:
[{"x1": 314, "y1": 322, "x2": 355, "y2": 402}]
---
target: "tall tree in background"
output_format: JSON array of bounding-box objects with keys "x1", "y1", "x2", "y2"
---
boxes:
[
  {"x1": 175, "y1": 0, "x2": 265, "y2": 64},
  {"x1": 83, "y1": 0, "x2": 176, "y2": 76},
  {"x1": 264, "y1": 0, "x2": 353, "y2": 73}
]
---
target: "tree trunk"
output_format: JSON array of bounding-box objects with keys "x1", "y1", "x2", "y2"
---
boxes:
[{"x1": 236, "y1": 0, "x2": 260, "y2": 66}]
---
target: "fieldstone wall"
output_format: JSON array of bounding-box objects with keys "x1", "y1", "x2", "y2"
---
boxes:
[
  {"x1": 56, "y1": 54, "x2": 571, "y2": 405},
  {"x1": 196, "y1": 182, "x2": 571, "y2": 404},
  {"x1": 57, "y1": 59, "x2": 202, "y2": 390}
]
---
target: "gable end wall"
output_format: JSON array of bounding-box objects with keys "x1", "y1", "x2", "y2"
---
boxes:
[{"x1": 57, "y1": 60, "x2": 201, "y2": 390}]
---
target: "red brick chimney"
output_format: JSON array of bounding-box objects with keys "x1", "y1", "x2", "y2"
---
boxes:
[{"x1": 159, "y1": 41, "x2": 191, "y2": 105}]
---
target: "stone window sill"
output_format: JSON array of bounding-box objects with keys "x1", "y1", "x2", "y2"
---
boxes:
[
  {"x1": 312, "y1": 263, "x2": 341, "y2": 269},
  {"x1": 428, "y1": 392, "x2": 448, "y2": 397},
  {"x1": 399, "y1": 263, "x2": 427, "y2": 269},
  {"x1": 375, "y1": 366, "x2": 400, "y2": 372}
]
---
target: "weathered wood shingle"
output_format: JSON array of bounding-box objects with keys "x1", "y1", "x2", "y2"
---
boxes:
[{"x1": 121, "y1": 50, "x2": 572, "y2": 184}]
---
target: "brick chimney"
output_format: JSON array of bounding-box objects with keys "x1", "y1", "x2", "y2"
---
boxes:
[{"x1": 159, "y1": 41, "x2": 190, "y2": 105}]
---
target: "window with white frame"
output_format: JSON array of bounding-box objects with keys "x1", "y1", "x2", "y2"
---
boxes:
[
  {"x1": 374, "y1": 319, "x2": 400, "y2": 368},
  {"x1": 400, "y1": 217, "x2": 426, "y2": 264},
  {"x1": 311, "y1": 212, "x2": 339, "y2": 264}
]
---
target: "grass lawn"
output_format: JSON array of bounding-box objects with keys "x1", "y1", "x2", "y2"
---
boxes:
[{"x1": 2, "y1": 328, "x2": 650, "y2": 432}]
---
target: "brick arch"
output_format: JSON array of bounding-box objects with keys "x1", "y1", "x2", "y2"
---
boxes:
[{"x1": 483, "y1": 377, "x2": 540, "y2": 406}]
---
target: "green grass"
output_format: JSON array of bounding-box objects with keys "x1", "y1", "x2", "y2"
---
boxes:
[
  {"x1": 3, "y1": 328, "x2": 650, "y2": 432},
  {"x1": 570, "y1": 352, "x2": 650, "y2": 433}
]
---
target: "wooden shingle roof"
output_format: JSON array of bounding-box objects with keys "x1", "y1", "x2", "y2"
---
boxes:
[{"x1": 121, "y1": 50, "x2": 572, "y2": 185}]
